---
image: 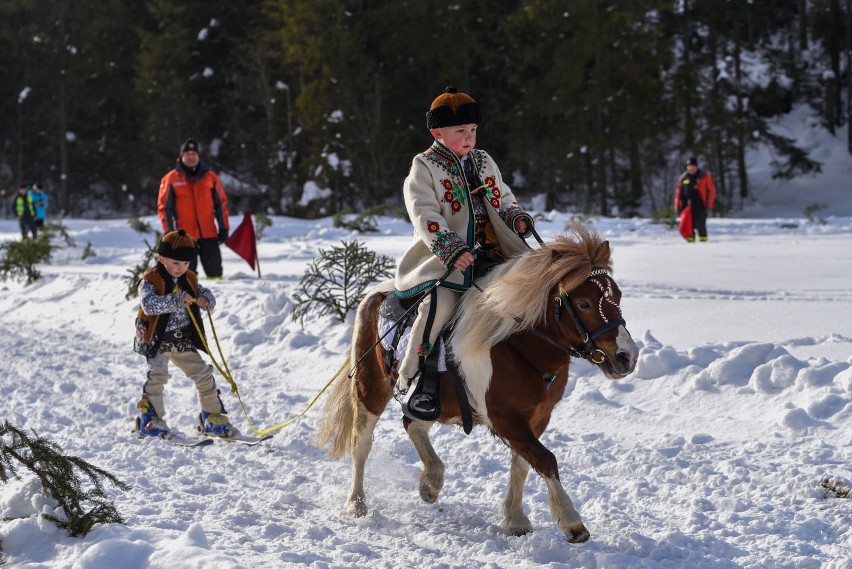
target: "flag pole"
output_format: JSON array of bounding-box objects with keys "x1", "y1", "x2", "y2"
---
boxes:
[{"x1": 252, "y1": 211, "x2": 261, "y2": 278}]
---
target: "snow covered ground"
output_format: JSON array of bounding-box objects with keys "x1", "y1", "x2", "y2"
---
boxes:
[{"x1": 0, "y1": 209, "x2": 850, "y2": 569}]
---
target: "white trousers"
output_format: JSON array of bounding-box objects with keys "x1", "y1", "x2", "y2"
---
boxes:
[
  {"x1": 398, "y1": 286, "x2": 458, "y2": 386},
  {"x1": 143, "y1": 347, "x2": 223, "y2": 418}
]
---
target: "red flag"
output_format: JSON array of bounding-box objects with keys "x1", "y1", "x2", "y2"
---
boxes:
[
  {"x1": 679, "y1": 203, "x2": 693, "y2": 241},
  {"x1": 225, "y1": 211, "x2": 259, "y2": 273}
]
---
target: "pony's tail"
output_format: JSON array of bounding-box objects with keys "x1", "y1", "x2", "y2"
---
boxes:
[
  {"x1": 317, "y1": 357, "x2": 356, "y2": 459},
  {"x1": 318, "y1": 280, "x2": 394, "y2": 459}
]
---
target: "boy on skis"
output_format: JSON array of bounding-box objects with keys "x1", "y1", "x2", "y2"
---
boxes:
[{"x1": 133, "y1": 229, "x2": 236, "y2": 438}]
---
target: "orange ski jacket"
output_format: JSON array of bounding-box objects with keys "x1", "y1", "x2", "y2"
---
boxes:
[
  {"x1": 158, "y1": 161, "x2": 229, "y2": 240},
  {"x1": 674, "y1": 170, "x2": 716, "y2": 213}
]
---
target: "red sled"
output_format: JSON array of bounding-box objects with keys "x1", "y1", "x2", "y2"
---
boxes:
[{"x1": 679, "y1": 203, "x2": 693, "y2": 240}]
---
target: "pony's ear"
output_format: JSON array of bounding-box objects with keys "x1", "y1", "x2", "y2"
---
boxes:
[
  {"x1": 601, "y1": 240, "x2": 611, "y2": 258},
  {"x1": 551, "y1": 249, "x2": 563, "y2": 262}
]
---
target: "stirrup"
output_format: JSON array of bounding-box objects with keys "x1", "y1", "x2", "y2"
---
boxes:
[
  {"x1": 392, "y1": 370, "x2": 419, "y2": 402},
  {"x1": 399, "y1": 374, "x2": 439, "y2": 421}
]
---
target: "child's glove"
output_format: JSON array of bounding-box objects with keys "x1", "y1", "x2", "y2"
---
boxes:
[{"x1": 217, "y1": 227, "x2": 229, "y2": 244}]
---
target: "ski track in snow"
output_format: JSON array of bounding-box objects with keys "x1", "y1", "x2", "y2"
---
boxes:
[{"x1": 0, "y1": 215, "x2": 851, "y2": 569}]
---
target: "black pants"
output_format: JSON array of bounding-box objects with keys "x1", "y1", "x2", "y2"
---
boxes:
[
  {"x1": 190, "y1": 238, "x2": 223, "y2": 278},
  {"x1": 690, "y1": 203, "x2": 708, "y2": 239},
  {"x1": 19, "y1": 218, "x2": 37, "y2": 239}
]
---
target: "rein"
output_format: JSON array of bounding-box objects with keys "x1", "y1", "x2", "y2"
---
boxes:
[{"x1": 185, "y1": 303, "x2": 346, "y2": 436}]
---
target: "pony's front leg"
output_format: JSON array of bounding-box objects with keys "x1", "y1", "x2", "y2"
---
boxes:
[
  {"x1": 543, "y1": 474, "x2": 590, "y2": 543},
  {"x1": 345, "y1": 406, "x2": 380, "y2": 517},
  {"x1": 405, "y1": 419, "x2": 445, "y2": 503},
  {"x1": 504, "y1": 451, "x2": 533, "y2": 536},
  {"x1": 508, "y1": 435, "x2": 589, "y2": 543}
]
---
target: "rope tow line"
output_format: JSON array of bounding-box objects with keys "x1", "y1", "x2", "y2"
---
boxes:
[{"x1": 184, "y1": 301, "x2": 347, "y2": 436}]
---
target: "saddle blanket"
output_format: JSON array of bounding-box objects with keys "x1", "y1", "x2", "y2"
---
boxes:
[{"x1": 378, "y1": 314, "x2": 447, "y2": 372}]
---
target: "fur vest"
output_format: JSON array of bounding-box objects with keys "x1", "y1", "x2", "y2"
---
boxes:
[{"x1": 133, "y1": 264, "x2": 206, "y2": 357}]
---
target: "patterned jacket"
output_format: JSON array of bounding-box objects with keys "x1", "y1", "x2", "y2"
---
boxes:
[
  {"x1": 395, "y1": 141, "x2": 532, "y2": 298},
  {"x1": 133, "y1": 263, "x2": 215, "y2": 358}
]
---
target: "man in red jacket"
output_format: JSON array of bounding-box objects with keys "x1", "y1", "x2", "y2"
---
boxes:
[
  {"x1": 674, "y1": 156, "x2": 716, "y2": 242},
  {"x1": 158, "y1": 139, "x2": 230, "y2": 278}
]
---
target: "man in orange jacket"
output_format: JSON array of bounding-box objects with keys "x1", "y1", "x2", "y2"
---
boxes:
[
  {"x1": 674, "y1": 156, "x2": 716, "y2": 242},
  {"x1": 158, "y1": 139, "x2": 230, "y2": 278}
]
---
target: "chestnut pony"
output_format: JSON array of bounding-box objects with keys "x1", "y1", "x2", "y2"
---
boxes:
[{"x1": 318, "y1": 225, "x2": 638, "y2": 543}]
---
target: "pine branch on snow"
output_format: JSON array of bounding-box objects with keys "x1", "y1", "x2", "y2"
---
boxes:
[{"x1": 0, "y1": 421, "x2": 130, "y2": 539}]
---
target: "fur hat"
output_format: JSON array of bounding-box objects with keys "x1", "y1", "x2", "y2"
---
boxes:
[
  {"x1": 157, "y1": 229, "x2": 197, "y2": 261},
  {"x1": 686, "y1": 156, "x2": 698, "y2": 166},
  {"x1": 180, "y1": 139, "x2": 200, "y2": 155},
  {"x1": 426, "y1": 86, "x2": 482, "y2": 129}
]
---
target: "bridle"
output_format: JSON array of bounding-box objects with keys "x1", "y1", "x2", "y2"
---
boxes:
[{"x1": 531, "y1": 268, "x2": 627, "y2": 365}]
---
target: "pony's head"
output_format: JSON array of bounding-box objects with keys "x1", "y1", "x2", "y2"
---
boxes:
[
  {"x1": 552, "y1": 264, "x2": 637, "y2": 379},
  {"x1": 453, "y1": 224, "x2": 637, "y2": 379}
]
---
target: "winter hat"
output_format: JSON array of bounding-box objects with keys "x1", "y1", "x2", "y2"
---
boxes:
[
  {"x1": 686, "y1": 156, "x2": 698, "y2": 166},
  {"x1": 426, "y1": 86, "x2": 482, "y2": 129},
  {"x1": 157, "y1": 229, "x2": 197, "y2": 261},
  {"x1": 180, "y1": 138, "x2": 200, "y2": 155}
]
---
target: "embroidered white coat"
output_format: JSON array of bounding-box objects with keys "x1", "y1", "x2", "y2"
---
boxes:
[{"x1": 394, "y1": 140, "x2": 532, "y2": 298}]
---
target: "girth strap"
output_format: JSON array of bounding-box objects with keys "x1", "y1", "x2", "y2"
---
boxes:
[{"x1": 444, "y1": 332, "x2": 474, "y2": 435}]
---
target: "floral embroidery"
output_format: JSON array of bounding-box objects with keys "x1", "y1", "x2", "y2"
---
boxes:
[
  {"x1": 423, "y1": 144, "x2": 462, "y2": 177},
  {"x1": 427, "y1": 220, "x2": 440, "y2": 233},
  {"x1": 500, "y1": 205, "x2": 527, "y2": 226},
  {"x1": 440, "y1": 178, "x2": 467, "y2": 214},
  {"x1": 418, "y1": 342, "x2": 433, "y2": 356},
  {"x1": 430, "y1": 229, "x2": 466, "y2": 264},
  {"x1": 480, "y1": 182, "x2": 503, "y2": 209}
]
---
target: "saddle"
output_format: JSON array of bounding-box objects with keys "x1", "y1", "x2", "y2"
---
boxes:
[
  {"x1": 378, "y1": 247, "x2": 503, "y2": 430},
  {"x1": 379, "y1": 292, "x2": 447, "y2": 422}
]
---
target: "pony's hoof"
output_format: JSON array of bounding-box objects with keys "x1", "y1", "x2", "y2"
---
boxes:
[
  {"x1": 564, "y1": 523, "x2": 590, "y2": 543},
  {"x1": 344, "y1": 497, "x2": 367, "y2": 517},
  {"x1": 507, "y1": 523, "x2": 533, "y2": 537},
  {"x1": 419, "y1": 481, "x2": 440, "y2": 503}
]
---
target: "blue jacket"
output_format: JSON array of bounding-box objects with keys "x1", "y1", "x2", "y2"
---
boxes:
[{"x1": 29, "y1": 189, "x2": 47, "y2": 220}]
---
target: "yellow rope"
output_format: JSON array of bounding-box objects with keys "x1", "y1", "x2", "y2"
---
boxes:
[{"x1": 184, "y1": 301, "x2": 346, "y2": 436}]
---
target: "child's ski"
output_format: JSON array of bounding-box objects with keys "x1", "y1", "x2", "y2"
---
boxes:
[
  {"x1": 168, "y1": 436, "x2": 215, "y2": 448},
  {"x1": 133, "y1": 432, "x2": 215, "y2": 447},
  {"x1": 204, "y1": 433, "x2": 274, "y2": 446}
]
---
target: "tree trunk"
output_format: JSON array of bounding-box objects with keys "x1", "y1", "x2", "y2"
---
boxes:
[
  {"x1": 57, "y1": 5, "x2": 70, "y2": 214},
  {"x1": 799, "y1": 0, "x2": 808, "y2": 51},
  {"x1": 847, "y1": 0, "x2": 852, "y2": 153},
  {"x1": 629, "y1": 137, "x2": 643, "y2": 215},
  {"x1": 713, "y1": 138, "x2": 727, "y2": 209},
  {"x1": 825, "y1": 73, "x2": 837, "y2": 134},
  {"x1": 683, "y1": 25, "x2": 694, "y2": 150},
  {"x1": 733, "y1": 33, "x2": 749, "y2": 201}
]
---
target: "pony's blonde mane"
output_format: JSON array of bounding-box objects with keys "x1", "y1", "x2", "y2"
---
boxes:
[{"x1": 453, "y1": 224, "x2": 613, "y2": 357}]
